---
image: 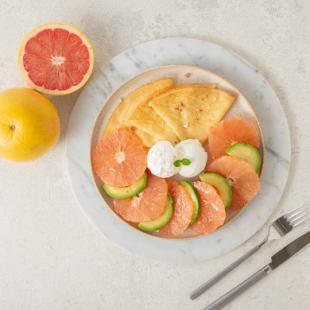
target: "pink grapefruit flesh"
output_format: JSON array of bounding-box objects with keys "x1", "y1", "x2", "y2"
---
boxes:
[
  {"x1": 19, "y1": 23, "x2": 94, "y2": 95},
  {"x1": 206, "y1": 156, "x2": 260, "y2": 209},
  {"x1": 92, "y1": 128, "x2": 147, "y2": 187},
  {"x1": 159, "y1": 181, "x2": 194, "y2": 237},
  {"x1": 113, "y1": 173, "x2": 168, "y2": 223},
  {"x1": 207, "y1": 118, "x2": 261, "y2": 159},
  {"x1": 190, "y1": 181, "x2": 226, "y2": 235}
]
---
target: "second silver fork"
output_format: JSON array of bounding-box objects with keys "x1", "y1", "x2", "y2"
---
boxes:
[{"x1": 190, "y1": 206, "x2": 310, "y2": 300}]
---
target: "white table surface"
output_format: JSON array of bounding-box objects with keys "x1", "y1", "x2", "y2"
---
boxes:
[{"x1": 0, "y1": 0, "x2": 310, "y2": 309}]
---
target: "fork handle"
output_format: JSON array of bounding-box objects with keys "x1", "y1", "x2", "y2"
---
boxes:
[{"x1": 190, "y1": 240, "x2": 266, "y2": 300}]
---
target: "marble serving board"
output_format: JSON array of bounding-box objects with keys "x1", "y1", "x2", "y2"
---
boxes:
[{"x1": 66, "y1": 38, "x2": 290, "y2": 262}]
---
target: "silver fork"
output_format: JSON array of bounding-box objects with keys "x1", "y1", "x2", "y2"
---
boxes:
[{"x1": 190, "y1": 207, "x2": 310, "y2": 300}]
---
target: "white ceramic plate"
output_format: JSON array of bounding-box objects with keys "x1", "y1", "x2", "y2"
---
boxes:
[
  {"x1": 66, "y1": 38, "x2": 290, "y2": 262},
  {"x1": 91, "y1": 64, "x2": 264, "y2": 235}
]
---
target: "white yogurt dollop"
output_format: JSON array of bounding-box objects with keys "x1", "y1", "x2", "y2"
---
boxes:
[
  {"x1": 147, "y1": 141, "x2": 179, "y2": 178},
  {"x1": 175, "y1": 139, "x2": 208, "y2": 178}
]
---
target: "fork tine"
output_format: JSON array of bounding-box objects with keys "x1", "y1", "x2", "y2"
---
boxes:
[
  {"x1": 291, "y1": 214, "x2": 310, "y2": 227},
  {"x1": 287, "y1": 210, "x2": 310, "y2": 222},
  {"x1": 288, "y1": 212, "x2": 308, "y2": 224},
  {"x1": 285, "y1": 208, "x2": 309, "y2": 221},
  {"x1": 282, "y1": 207, "x2": 306, "y2": 219}
]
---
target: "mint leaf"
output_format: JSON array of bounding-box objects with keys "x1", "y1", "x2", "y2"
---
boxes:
[
  {"x1": 181, "y1": 158, "x2": 191, "y2": 165},
  {"x1": 173, "y1": 160, "x2": 181, "y2": 167}
]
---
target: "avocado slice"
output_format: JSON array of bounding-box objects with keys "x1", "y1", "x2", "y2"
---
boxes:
[
  {"x1": 199, "y1": 172, "x2": 233, "y2": 209},
  {"x1": 138, "y1": 194, "x2": 173, "y2": 232},
  {"x1": 226, "y1": 142, "x2": 262, "y2": 173},
  {"x1": 102, "y1": 173, "x2": 147, "y2": 199},
  {"x1": 179, "y1": 180, "x2": 200, "y2": 224}
]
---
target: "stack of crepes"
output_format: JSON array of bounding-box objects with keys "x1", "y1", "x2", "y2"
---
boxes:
[{"x1": 104, "y1": 78, "x2": 236, "y2": 148}]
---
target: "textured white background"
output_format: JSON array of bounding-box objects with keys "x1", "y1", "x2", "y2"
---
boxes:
[{"x1": 0, "y1": 0, "x2": 310, "y2": 309}]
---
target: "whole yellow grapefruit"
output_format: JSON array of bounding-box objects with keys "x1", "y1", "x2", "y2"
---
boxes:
[{"x1": 0, "y1": 88, "x2": 60, "y2": 161}]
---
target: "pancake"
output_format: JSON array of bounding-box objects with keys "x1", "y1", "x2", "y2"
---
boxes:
[
  {"x1": 129, "y1": 102, "x2": 179, "y2": 145},
  {"x1": 149, "y1": 86, "x2": 235, "y2": 143},
  {"x1": 104, "y1": 78, "x2": 174, "y2": 146}
]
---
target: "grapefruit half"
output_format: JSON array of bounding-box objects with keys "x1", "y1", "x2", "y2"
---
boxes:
[{"x1": 18, "y1": 23, "x2": 94, "y2": 95}]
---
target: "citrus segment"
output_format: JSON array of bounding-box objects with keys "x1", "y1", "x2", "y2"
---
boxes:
[
  {"x1": 179, "y1": 180, "x2": 200, "y2": 224},
  {"x1": 159, "y1": 181, "x2": 194, "y2": 237},
  {"x1": 206, "y1": 156, "x2": 260, "y2": 209},
  {"x1": 138, "y1": 194, "x2": 174, "y2": 232},
  {"x1": 190, "y1": 181, "x2": 226, "y2": 235},
  {"x1": 113, "y1": 173, "x2": 168, "y2": 223},
  {"x1": 19, "y1": 23, "x2": 94, "y2": 95},
  {"x1": 92, "y1": 129, "x2": 147, "y2": 187},
  {"x1": 199, "y1": 172, "x2": 233, "y2": 209},
  {"x1": 226, "y1": 142, "x2": 262, "y2": 173},
  {"x1": 208, "y1": 118, "x2": 261, "y2": 159}
]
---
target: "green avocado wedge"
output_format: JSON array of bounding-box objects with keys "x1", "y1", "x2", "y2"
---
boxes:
[
  {"x1": 179, "y1": 180, "x2": 200, "y2": 224},
  {"x1": 138, "y1": 194, "x2": 174, "y2": 232},
  {"x1": 226, "y1": 142, "x2": 262, "y2": 173},
  {"x1": 102, "y1": 173, "x2": 147, "y2": 199},
  {"x1": 199, "y1": 172, "x2": 233, "y2": 209}
]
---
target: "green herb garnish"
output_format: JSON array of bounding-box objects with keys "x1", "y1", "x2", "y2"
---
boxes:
[
  {"x1": 174, "y1": 159, "x2": 181, "y2": 167},
  {"x1": 181, "y1": 158, "x2": 191, "y2": 165},
  {"x1": 174, "y1": 158, "x2": 191, "y2": 167}
]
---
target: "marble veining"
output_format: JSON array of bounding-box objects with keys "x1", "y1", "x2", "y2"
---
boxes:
[{"x1": 66, "y1": 38, "x2": 291, "y2": 262}]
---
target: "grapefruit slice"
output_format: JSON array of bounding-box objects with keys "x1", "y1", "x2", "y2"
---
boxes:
[
  {"x1": 179, "y1": 180, "x2": 200, "y2": 224},
  {"x1": 190, "y1": 181, "x2": 226, "y2": 235},
  {"x1": 159, "y1": 181, "x2": 194, "y2": 237},
  {"x1": 226, "y1": 142, "x2": 262, "y2": 173},
  {"x1": 18, "y1": 23, "x2": 94, "y2": 95},
  {"x1": 207, "y1": 118, "x2": 261, "y2": 159},
  {"x1": 206, "y1": 156, "x2": 260, "y2": 209},
  {"x1": 92, "y1": 129, "x2": 147, "y2": 187},
  {"x1": 113, "y1": 173, "x2": 168, "y2": 223},
  {"x1": 138, "y1": 194, "x2": 174, "y2": 232},
  {"x1": 199, "y1": 172, "x2": 233, "y2": 209}
]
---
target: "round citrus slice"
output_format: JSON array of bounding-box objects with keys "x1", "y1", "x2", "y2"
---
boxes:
[
  {"x1": 113, "y1": 173, "x2": 168, "y2": 223},
  {"x1": 207, "y1": 118, "x2": 261, "y2": 159},
  {"x1": 18, "y1": 23, "x2": 94, "y2": 95},
  {"x1": 159, "y1": 181, "x2": 194, "y2": 237},
  {"x1": 190, "y1": 181, "x2": 226, "y2": 235},
  {"x1": 206, "y1": 156, "x2": 260, "y2": 209},
  {"x1": 92, "y1": 129, "x2": 147, "y2": 187}
]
